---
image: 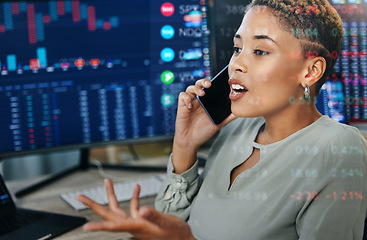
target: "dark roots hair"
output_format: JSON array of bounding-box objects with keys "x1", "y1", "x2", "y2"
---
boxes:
[{"x1": 246, "y1": 0, "x2": 344, "y2": 94}]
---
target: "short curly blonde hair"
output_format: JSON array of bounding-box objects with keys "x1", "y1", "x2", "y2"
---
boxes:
[{"x1": 246, "y1": 0, "x2": 344, "y2": 93}]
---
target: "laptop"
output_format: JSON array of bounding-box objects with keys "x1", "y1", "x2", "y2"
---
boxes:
[{"x1": 0, "y1": 173, "x2": 86, "y2": 240}]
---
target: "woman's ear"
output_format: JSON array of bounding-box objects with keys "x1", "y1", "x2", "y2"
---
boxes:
[{"x1": 301, "y1": 57, "x2": 326, "y2": 88}]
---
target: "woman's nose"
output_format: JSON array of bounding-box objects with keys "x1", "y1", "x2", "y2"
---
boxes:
[{"x1": 229, "y1": 55, "x2": 248, "y2": 74}]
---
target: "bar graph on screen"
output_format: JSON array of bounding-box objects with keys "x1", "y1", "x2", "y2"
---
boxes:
[
  {"x1": 0, "y1": 1, "x2": 123, "y2": 75},
  {"x1": 0, "y1": 1, "x2": 118, "y2": 44}
]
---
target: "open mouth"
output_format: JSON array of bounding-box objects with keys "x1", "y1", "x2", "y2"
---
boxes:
[{"x1": 231, "y1": 84, "x2": 248, "y2": 93}]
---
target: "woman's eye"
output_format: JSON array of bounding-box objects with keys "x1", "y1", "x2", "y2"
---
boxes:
[
  {"x1": 254, "y1": 49, "x2": 268, "y2": 56},
  {"x1": 233, "y1": 47, "x2": 242, "y2": 54}
]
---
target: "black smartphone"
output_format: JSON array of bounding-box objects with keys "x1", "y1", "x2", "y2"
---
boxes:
[{"x1": 197, "y1": 65, "x2": 232, "y2": 125}]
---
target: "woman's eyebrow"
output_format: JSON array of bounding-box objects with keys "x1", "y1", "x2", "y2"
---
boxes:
[
  {"x1": 234, "y1": 34, "x2": 277, "y2": 45},
  {"x1": 254, "y1": 35, "x2": 277, "y2": 45}
]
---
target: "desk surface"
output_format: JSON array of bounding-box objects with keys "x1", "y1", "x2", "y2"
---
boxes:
[{"x1": 6, "y1": 168, "x2": 163, "y2": 240}]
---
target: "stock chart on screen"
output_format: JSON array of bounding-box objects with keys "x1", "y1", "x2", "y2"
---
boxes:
[
  {"x1": 330, "y1": 1, "x2": 367, "y2": 123},
  {"x1": 0, "y1": 0, "x2": 210, "y2": 155}
]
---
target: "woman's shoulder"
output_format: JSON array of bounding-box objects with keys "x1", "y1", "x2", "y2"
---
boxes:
[
  {"x1": 308, "y1": 116, "x2": 367, "y2": 159},
  {"x1": 313, "y1": 116, "x2": 365, "y2": 143}
]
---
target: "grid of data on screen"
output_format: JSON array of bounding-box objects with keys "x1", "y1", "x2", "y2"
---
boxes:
[
  {"x1": 0, "y1": 0, "x2": 210, "y2": 154},
  {"x1": 322, "y1": 1, "x2": 367, "y2": 122}
]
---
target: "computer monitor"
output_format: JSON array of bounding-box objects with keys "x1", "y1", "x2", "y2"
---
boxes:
[
  {"x1": 210, "y1": 0, "x2": 367, "y2": 124},
  {"x1": 0, "y1": 0, "x2": 211, "y2": 159},
  {"x1": 328, "y1": 0, "x2": 367, "y2": 123}
]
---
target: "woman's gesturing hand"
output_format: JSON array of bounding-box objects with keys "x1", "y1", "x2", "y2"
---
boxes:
[{"x1": 77, "y1": 178, "x2": 196, "y2": 240}]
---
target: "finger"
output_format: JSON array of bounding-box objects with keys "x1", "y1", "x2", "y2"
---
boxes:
[
  {"x1": 84, "y1": 215, "x2": 166, "y2": 237},
  {"x1": 178, "y1": 92, "x2": 195, "y2": 109},
  {"x1": 130, "y1": 184, "x2": 141, "y2": 219},
  {"x1": 105, "y1": 179, "x2": 118, "y2": 210},
  {"x1": 77, "y1": 194, "x2": 116, "y2": 221},
  {"x1": 84, "y1": 218, "x2": 167, "y2": 240},
  {"x1": 105, "y1": 179, "x2": 128, "y2": 217},
  {"x1": 186, "y1": 85, "x2": 204, "y2": 97},
  {"x1": 186, "y1": 78, "x2": 210, "y2": 95},
  {"x1": 83, "y1": 221, "x2": 109, "y2": 232},
  {"x1": 77, "y1": 194, "x2": 99, "y2": 208},
  {"x1": 179, "y1": 79, "x2": 211, "y2": 110},
  {"x1": 194, "y1": 79, "x2": 211, "y2": 97},
  {"x1": 83, "y1": 219, "x2": 144, "y2": 232},
  {"x1": 194, "y1": 78, "x2": 211, "y2": 89}
]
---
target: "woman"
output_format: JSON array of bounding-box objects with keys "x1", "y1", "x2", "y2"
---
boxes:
[{"x1": 77, "y1": 0, "x2": 367, "y2": 239}]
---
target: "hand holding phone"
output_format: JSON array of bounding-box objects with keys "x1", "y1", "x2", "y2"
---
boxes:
[{"x1": 197, "y1": 65, "x2": 232, "y2": 125}]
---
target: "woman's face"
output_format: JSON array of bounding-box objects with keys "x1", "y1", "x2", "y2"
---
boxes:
[{"x1": 228, "y1": 6, "x2": 308, "y2": 118}]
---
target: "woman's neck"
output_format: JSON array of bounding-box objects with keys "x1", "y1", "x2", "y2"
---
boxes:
[{"x1": 256, "y1": 105, "x2": 322, "y2": 145}]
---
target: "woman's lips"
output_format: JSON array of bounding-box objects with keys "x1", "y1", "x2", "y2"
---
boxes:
[{"x1": 228, "y1": 79, "x2": 247, "y2": 101}]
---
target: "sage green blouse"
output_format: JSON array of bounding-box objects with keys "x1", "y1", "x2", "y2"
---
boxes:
[{"x1": 155, "y1": 116, "x2": 367, "y2": 240}]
